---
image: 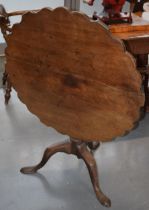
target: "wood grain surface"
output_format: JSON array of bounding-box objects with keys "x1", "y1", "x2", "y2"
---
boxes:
[
  {"x1": 110, "y1": 13, "x2": 149, "y2": 40},
  {"x1": 5, "y1": 7, "x2": 144, "y2": 142}
]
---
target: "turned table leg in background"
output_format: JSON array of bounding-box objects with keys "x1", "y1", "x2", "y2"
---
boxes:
[
  {"x1": 136, "y1": 54, "x2": 149, "y2": 112},
  {"x1": 3, "y1": 73, "x2": 12, "y2": 105}
]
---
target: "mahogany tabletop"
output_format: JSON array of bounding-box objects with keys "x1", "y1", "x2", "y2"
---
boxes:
[{"x1": 5, "y1": 8, "x2": 144, "y2": 142}]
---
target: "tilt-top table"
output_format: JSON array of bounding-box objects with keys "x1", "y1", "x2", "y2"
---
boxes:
[{"x1": 0, "y1": 6, "x2": 144, "y2": 207}]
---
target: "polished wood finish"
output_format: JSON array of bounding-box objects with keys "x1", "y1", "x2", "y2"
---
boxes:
[
  {"x1": 110, "y1": 13, "x2": 149, "y2": 112},
  {"x1": 21, "y1": 139, "x2": 111, "y2": 207},
  {"x1": 110, "y1": 14, "x2": 149, "y2": 51},
  {"x1": 5, "y1": 7, "x2": 144, "y2": 142},
  {"x1": 110, "y1": 16, "x2": 149, "y2": 35},
  {"x1": 110, "y1": 14, "x2": 149, "y2": 53}
]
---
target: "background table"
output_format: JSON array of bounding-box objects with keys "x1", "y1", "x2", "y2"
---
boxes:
[{"x1": 110, "y1": 14, "x2": 149, "y2": 111}]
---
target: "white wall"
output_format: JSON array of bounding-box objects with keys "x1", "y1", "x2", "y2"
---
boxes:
[
  {"x1": 80, "y1": 0, "x2": 103, "y2": 17},
  {"x1": 0, "y1": 0, "x2": 64, "y2": 11},
  {"x1": 0, "y1": 0, "x2": 64, "y2": 43}
]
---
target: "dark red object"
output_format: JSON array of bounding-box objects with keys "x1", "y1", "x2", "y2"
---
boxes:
[
  {"x1": 87, "y1": 0, "x2": 126, "y2": 14},
  {"x1": 87, "y1": 0, "x2": 132, "y2": 24},
  {"x1": 103, "y1": 0, "x2": 126, "y2": 14}
]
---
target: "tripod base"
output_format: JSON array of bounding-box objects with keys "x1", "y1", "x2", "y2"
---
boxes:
[{"x1": 20, "y1": 139, "x2": 111, "y2": 207}]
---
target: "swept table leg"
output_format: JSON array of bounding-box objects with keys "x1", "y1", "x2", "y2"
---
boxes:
[
  {"x1": 20, "y1": 141, "x2": 72, "y2": 174},
  {"x1": 77, "y1": 143, "x2": 111, "y2": 207}
]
